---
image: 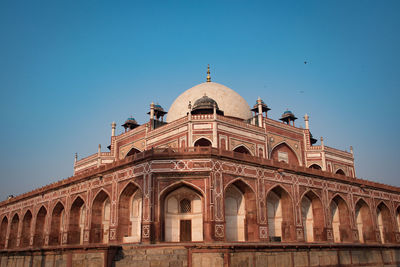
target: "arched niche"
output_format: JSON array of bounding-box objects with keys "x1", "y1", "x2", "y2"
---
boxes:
[
  {"x1": 49, "y1": 202, "x2": 65, "y2": 246},
  {"x1": 34, "y1": 206, "x2": 47, "y2": 247},
  {"x1": 20, "y1": 210, "x2": 32, "y2": 247},
  {"x1": 335, "y1": 169, "x2": 345, "y2": 175},
  {"x1": 194, "y1": 138, "x2": 212, "y2": 147},
  {"x1": 309, "y1": 164, "x2": 322, "y2": 170},
  {"x1": 126, "y1": 147, "x2": 141, "y2": 157},
  {"x1": 301, "y1": 191, "x2": 325, "y2": 242},
  {"x1": 118, "y1": 183, "x2": 142, "y2": 243},
  {"x1": 377, "y1": 202, "x2": 393, "y2": 243},
  {"x1": 224, "y1": 180, "x2": 257, "y2": 241},
  {"x1": 68, "y1": 196, "x2": 86, "y2": 245},
  {"x1": 270, "y1": 143, "x2": 300, "y2": 166},
  {"x1": 266, "y1": 186, "x2": 294, "y2": 242},
  {"x1": 91, "y1": 190, "x2": 111, "y2": 244},
  {"x1": 163, "y1": 186, "x2": 203, "y2": 242},
  {"x1": 233, "y1": 145, "x2": 251, "y2": 155},
  {"x1": 355, "y1": 199, "x2": 374, "y2": 243},
  {"x1": 396, "y1": 206, "x2": 400, "y2": 233},
  {"x1": 330, "y1": 195, "x2": 351, "y2": 243},
  {"x1": 0, "y1": 216, "x2": 8, "y2": 249},
  {"x1": 8, "y1": 214, "x2": 19, "y2": 249}
]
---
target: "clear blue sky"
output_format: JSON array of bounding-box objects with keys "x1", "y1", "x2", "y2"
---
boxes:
[{"x1": 0, "y1": 1, "x2": 399, "y2": 199}]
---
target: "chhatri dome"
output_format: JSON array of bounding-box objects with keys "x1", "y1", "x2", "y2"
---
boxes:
[{"x1": 166, "y1": 65, "x2": 252, "y2": 122}]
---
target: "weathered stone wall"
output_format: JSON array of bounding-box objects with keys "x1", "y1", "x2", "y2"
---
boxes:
[
  {"x1": 113, "y1": 246, "x2": 187, "y2": 267},
  {"x1": 1, "y1": 245, "x2": 400, "y2": 267},
  {"x1": 0, "y1": 250, "x2": 105, "y2": 267}
]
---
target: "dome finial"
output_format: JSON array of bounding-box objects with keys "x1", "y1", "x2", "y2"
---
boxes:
[{"x1": 206, "y1": 64, "x2": 211, "y2": 82}]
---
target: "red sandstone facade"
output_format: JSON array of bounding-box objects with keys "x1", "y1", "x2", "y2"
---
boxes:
[{"x1": 0, "y1": 77, "x2": 399, "y2": 255}]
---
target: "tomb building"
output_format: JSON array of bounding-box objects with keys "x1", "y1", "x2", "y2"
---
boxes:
[{"x1": 1, "y1": 66, "x2": 400, "y2": 267}]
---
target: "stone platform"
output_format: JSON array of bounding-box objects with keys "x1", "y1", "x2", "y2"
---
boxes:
[{"x1": 1, "y1": 243, "x2": 400, "y2": 267}]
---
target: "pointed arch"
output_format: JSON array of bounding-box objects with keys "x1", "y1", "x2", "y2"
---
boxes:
[
  {"x1": 377, "y1": 202, "x2": 393, "y2": 243},
  {"x1": 330, "y1": 195, "x2": 352, "y2": 242},
  {"x1": 300, "y1": 190, "x2": 325, "y2": 242},
  {"x1": 224, "y1": 179, "x2": 257, "y2": 241},
  {"x1": 8, "y1": 213, "x2": 19, "y2": 249},
  {"x1": 20, "y1": 209, "x2": 33, "y2": 247},
  {"x1": 90, "y1": 189, "x2": 111, "y2": 244},
  {"x1": 266, "y1": 185, "x2": 295, "y2": 242},
  {"x1": 309, "y1": 164, "x2": 322, "y2": 170},
  {"x1": 335, "y1": 169, "x2": 345, "y2": 175},
  {"x1": 0, "y1": 216, "x2": 8, "y2": 249},
  {"x1": 34, "y1": 206, "x2": 47, "y2": 247},
  {"x1": 126, "y1": 147, "x2": 141, "y2": 157},
  {"x1": 194, "y1": 137, "x2": 212, "y2": 147},
  {"x1": 270, "y1": 142, "x2": 300, "y2": 166},
  {"x1": 355, "y1": 198, "x2": 374, "y2": 243},
  {"x1": 159, "y1": 181, "x2": 205, "y2": 200},
  {"x1": 224, "y1": 177, "x2": 256, "y2": 194},
  {"x1": 233, "y1": 145, "x2": 252, "y2": 155},
  {"x1": 161, "y1": 183, "x2": 204, "y2": 242},
  {"x1": 118, "y1": 182, "x2": 143, "y2": 243},
  {"x1": 396, "y1": 206, "x2": 400, "y2": 233},
  {"x1": 68, "y1": 196, "x2": 86, "y2": 245},
  {"x1": 49, "y1": 202, "x2": 65, "y2": 245}
]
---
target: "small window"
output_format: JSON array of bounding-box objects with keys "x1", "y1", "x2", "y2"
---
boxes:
[{"x1": 180, "y1": 199, "x2": 191, "y2": 213}]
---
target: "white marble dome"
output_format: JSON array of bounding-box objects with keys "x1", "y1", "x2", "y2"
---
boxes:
[{"x1": 167, "y1": 82, "x2": 252, "y2": 122}]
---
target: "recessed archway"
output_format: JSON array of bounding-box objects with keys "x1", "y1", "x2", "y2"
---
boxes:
[
  {"x1": 34, "y1": 206, "x2": 47, "y2": 247},
  {"x1": 8, "y1": 213, "x2": 19, "y2": 249},
  {"x1": 118, "y1": 182, "x2": 142, "y2": 243},
  {"x1": 68, "y1": 196, "x2": 86, "y2": 245},
  {"x1": 49, "y1": 202, "x2": 66, "y2": 246},
  {"x1": 270, "y1": 143, "x2": 300, "y2": 166},
  {"x1": 355, "y1": 199, "x2": 374, "y2": 243},
  {"x1": 335, "y1": 169, "x2": 345, "y2": 175},
  {"x1": 224, "y1": 179, "x2": 257, "y2": 241},
  {"x1": 309, "y1": 164, "x2": 322, "y2": 170},
  {"x1": 0, "y1": 216, "x2": 8, "y2": 249},
  {"x1": 233, "y1": 145, "x2": 251, "y2": 155},
  {"x1": 20, "y1": 210, "x2": 32, "y2": 247},
  {"x1": 377, "y1": 202, "x2": 393, "y2": 243},
  {"x1": 396, "y1": 206, "x2": 400, "y2": 233},
  {"x1": 330, "y1": 195, "x2": 351, "y2": 243},
  {"x1": 301, "y1": 191, "x2": 325, "y2": 242},
  {"x1": 194, "y1": 138, "x2": 212, "y2": 147},
  {"x1": 162, "y1": 185, "x2": 203, "y2": 242},
  {"x1": 90, "y1": 190, "x2": 111, "y2": 244},
  {"x1": 266, "y1": 186, "x2": 294, "y2": 242},
  {"x1": 126, "y1": 147, "x2": 141, "y2": 157}
]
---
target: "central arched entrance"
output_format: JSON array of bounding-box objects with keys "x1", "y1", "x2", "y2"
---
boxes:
[{"x1": 163, "y1": 185, "x2": 203, "y2": 242}]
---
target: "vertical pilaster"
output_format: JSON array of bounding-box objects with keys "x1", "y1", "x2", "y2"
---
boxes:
[
  {"x1": 141, "y1": 167, "x2": 154, "y2": 243},
  {"x1": 108, "y1": 177, "x2": 118, "y2": 244}
]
